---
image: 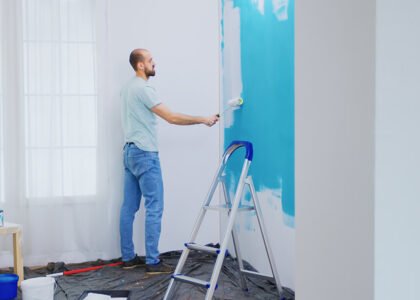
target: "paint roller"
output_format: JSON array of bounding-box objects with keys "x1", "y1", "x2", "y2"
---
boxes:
[{"x1": 217, "y1": 97, "x2": 244, "y2": 117}]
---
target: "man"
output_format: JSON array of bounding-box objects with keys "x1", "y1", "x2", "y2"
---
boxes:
[{"x1": 120, "y1": 48, "x2": 219, "y2": 274}]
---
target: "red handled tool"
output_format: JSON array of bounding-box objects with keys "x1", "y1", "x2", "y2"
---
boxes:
[{"x1": 46, "y1": 261, "x2": 123, "y2": 277}]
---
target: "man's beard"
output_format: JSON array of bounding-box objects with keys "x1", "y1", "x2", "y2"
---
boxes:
[{"x1": 146, "y1": 68, "x2": 156, "y2": 77}]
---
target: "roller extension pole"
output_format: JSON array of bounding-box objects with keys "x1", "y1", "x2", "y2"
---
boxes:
[{"x1": 46, "y1": 262, "x2": 123, "y2": 278}]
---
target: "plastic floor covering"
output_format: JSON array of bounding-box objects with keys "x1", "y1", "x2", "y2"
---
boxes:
[{"x1": 1, "y1": 247, "x2": 295, "y2": 300}]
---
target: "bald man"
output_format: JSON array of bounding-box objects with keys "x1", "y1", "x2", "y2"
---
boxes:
[{"x1": 119, "y1": 49, "x2": 219, "y2": 274}]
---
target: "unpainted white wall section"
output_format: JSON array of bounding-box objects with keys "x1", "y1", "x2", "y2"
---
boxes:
[{"x1": 296, "y1": 1, "x2": 375, "y2": 299}]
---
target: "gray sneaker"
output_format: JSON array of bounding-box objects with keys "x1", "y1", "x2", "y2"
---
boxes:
[
  {"x1": 146, "y1": 261, "x2": 174, "y2": 275},
  {"x1": 122, "y1": 255, "x2": 145, "y2": 269}
]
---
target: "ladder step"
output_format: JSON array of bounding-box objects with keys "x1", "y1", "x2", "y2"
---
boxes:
[
  {"x1": 172, "y1": 274, "x2": 211, "y2": 289},
  {"x1": 184, "y1": 243, "x2": 220, "y2": 255},
  {"x1": 204, "y1": 204, "x2": 255, "y2": 212}
]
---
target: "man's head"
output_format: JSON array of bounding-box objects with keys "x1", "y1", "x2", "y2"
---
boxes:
[{"x1": 129, "y1": 49, "x2": 156, "y2": 78}]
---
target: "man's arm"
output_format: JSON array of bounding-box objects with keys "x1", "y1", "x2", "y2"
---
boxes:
[{"x1": 151, "y1": 103, "x2": 219, "y2": 127}]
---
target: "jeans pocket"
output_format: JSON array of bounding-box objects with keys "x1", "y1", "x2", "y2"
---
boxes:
[
  {"x1": 127, "y1": 150, "x2": 160, "y2": 176},
  {"x1": 127, "y1": 146, "x2": 147, "y2": 158}
]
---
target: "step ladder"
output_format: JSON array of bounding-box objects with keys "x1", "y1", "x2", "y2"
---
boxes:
[{"x1": 163, "y1": 141, "x2": 283, "y2": 300}]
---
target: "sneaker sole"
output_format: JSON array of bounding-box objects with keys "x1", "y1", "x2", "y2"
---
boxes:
[{"x1": 122, "y1": 264, "x2": 145, "y2": 270}]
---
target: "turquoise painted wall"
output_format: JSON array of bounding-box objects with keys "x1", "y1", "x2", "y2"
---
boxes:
[{"x1": 221, "y1": 0, "x2": 294, "y2": 227}]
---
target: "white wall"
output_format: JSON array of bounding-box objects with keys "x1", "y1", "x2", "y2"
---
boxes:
[
  {"x1": 295, "y1": 1, "x2": 375, "y2": 299},
  {"x1": 375, "y1": 1, "x2": 420, "y2": 299},
  {"x1": 106, "y1": 0, "x2": 220, "y2": 255}
]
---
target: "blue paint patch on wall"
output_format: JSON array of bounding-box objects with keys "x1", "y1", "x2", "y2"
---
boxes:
[{"x1": 221, "y1": 0, "x2": 294, "y2": 227}]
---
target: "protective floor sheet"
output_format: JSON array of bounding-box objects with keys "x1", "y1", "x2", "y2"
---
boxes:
[{"x1": 2, "y1": 248, "x2": 294, "y2": 300}]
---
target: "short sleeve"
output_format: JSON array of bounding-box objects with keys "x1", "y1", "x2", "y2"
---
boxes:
[{"x1": 139, "y1": 85, "x2": 162, "y2": 109}]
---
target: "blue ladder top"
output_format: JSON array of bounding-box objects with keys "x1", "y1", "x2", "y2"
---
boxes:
[{"x1": 223, "y1": 141, "x2": 253, "y2": 163}]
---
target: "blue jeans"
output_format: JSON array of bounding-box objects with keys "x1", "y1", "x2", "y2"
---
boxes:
[{"x1": 120, "y1": 143, "x2": 164, "y2": 265}]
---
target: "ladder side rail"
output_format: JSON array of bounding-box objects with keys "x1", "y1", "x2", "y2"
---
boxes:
[
  {"x1": 205, "y1": 159, "x2": 251, "y2": 300},
  {"x1": 246, "y1": 176, "x2": 284, "y2": 293},
  {"x1": 164, "y1": 163, "x2": 225, "y2": 300},
  {"x1": 221, "y1": 179, "x2": 249, "y2": 292}
]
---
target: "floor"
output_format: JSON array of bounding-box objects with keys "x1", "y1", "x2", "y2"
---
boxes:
[{"x1": 1, "y1": 248, "x2": 294, "y2": 300}]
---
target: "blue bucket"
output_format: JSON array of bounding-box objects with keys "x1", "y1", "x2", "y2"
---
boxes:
[{"x1": 0, "y1": 274, "x2": 19, "y2": 300}]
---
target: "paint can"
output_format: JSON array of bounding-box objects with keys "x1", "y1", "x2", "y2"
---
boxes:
[
  {"x1": 21, "y1": 277, "x2": 55, "y2": 300},
  {"x1": 0, "y1": 209, "x2": 4, "y2": 227}
]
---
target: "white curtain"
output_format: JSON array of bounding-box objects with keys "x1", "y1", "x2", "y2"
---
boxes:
[{"x1": 0, "y1": 0, "x2": 122, "y2": 267}]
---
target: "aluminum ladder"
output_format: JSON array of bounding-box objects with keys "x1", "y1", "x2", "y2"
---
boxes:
[{"x1": 163, "y1": 141, "x2": 283, "y2": 300}]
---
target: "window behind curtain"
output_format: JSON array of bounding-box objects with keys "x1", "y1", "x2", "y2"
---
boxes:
[{"x1": 23, "y1": 0, "x2": 97, "y2": 198}]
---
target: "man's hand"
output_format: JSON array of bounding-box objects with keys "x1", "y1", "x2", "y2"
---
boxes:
[
  {"x1": 203, "y1": 114, "x2": 220, "y2": 127},
  {"x1": 152, "y1": 103, "x2": 220, "y2": 126}
]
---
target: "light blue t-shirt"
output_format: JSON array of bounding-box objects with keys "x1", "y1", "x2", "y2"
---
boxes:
[{"x1": 121, "y1": 76, "x2": 161, "y2": 151}]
